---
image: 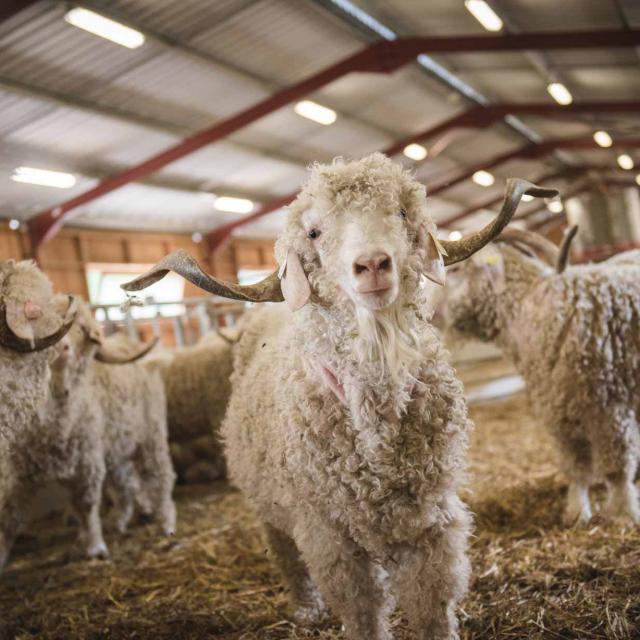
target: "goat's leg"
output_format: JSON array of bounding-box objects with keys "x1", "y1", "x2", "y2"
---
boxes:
[
  {"x1": 592, "y1": 405, "x2": 640, "y2": 523},
  {"x1": 110, "y1": 462, "x2": 140, "y2": 534},
  {"x1": 137, "y1": 428, "x2": 177, "y2": 536},
  {"x1": 387, "y1": 496, "x2": 471, "y2": 640},
  {"x1": 554, "y1": 425, "x2": 593, "y2": 525},
  {"x1": 0, "y1": 495, "x2": 21, "y2": 572},
  {"x1": 293, "y1": 515, "x2": 392, "y2": 640},
  {"x1": 70, "y1": 455, "x2": 108, "y2": 559},
  {"x1": 263, "y1": 523, "x2": 327, "y2": 625}
]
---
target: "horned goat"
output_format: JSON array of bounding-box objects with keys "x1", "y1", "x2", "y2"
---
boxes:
[
  {"x1": 0, "y1": 298, "x2": 175, "y2": 571},
  {"x1": 446, "y1": 226, "x2": 640, "y2": 526},
  {"x1": 123, "y1": 153, "x2": 553, "y2": 639},
  {"x1": 0, "y1": 260, "x2": 76, "y2": 569}
]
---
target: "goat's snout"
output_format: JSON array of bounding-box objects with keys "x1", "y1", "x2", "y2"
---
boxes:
[
  {"x1": 352, "y1": 252, "x2": 394, "y2": 294},
  {"x1": 24, "y1": 300, "x2": 42, "y2": 320},
  {"x1": 353, "y1": 252, "x2": 392, "y2": 277}
]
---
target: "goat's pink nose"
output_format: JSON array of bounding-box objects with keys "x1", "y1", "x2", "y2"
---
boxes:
[
  {"x1": 353, "y1": 253, "x2": 392, "y2": 276},
  {"x1": 24, "y1": 300, "x2": 42, "y2": 320}
]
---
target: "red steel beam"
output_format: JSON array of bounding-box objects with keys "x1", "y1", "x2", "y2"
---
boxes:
[
  {"x1": 26, "y1": 29, "x2": 640, "y2": 249},
  {"x1": 436, "y1": 167, "x2": 579, "y2": 228},
  {"x1": 429, "y1": 137, "x2": 640, "y2": 196},
  {"x1": 0, "y1": 0, "x2": 39, "y2": 24},
  {"x1": 384, "y1": 101, "x2": 640, "y2": 157},
  {"x1": 209, "y1": 103, "x2": 640, "y2": 248},
  {"x1": 527, "y1": 175, "x2": 640, "y2": 228}
]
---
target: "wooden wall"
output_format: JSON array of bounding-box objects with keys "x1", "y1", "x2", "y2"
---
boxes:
[{"x1": 0, "y1": 221, "x2": 277, "y2": 299}]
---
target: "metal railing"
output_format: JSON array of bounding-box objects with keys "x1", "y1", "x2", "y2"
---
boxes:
[{"x1": 91, "y1": 296, "x2": 246, "y2": 347}]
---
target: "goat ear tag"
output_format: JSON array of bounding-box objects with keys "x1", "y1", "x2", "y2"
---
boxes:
[
  {"x1": 280, "y1": 250, "x2": 310, "y2": 312},
  {"x1": 424, "y1": 231, "x2": 446, "y2": 287}
]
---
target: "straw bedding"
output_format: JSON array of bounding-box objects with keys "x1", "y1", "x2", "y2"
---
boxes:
[{"x1": 1, "y1": 378, "x2": 639, "y2": 639}]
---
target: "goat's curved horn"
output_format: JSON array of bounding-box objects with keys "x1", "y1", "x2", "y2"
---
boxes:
[
  {"x1": 557, "y1": 225, "x2": 578, "y2": 274},
  {"x1": 0, "y1": 295, "x2": 77, "y2": 352},
  {"x1": 496, "y1": 227, "x2": 559, "y2": 265},
  {"x1": 95, "y1": 336, "x2": 159, "y2": 364},
  {"x1": 120, "y1": 249, "x2": 284, "y2": 303},
  {"x1": 440, "y1": 179, "x2": 559, "y2": 266}
]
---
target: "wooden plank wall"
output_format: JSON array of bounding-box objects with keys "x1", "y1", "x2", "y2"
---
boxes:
[{"x1": 0, "y1": 221, "x2": 276, "y2": 298}]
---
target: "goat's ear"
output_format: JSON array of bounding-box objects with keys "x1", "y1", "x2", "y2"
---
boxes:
[
  {"x1": 278, "y1": 249, "x2": 310, "y2": 311},
  {"x1": 418, "y1": 225, "x2": 446, "y2": 286}
]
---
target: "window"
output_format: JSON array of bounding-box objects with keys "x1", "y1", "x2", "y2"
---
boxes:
[
  {"x1": 87, "y1": 263, "x2": 185, "y2": 321},
  {"x1": 237, "y1": 268, "x2": 273, "y2": 285}
]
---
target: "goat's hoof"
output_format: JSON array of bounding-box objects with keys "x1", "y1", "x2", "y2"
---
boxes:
[
  {"x1": 87, "y1": 541, "x2": 109, "y2": 560},
  {"x1": 292, "y1": 602, "x2": 327, "y2": 626}
]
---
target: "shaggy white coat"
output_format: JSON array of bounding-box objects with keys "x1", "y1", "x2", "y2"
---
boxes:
[
  {"x1": 222, "y1": 154, "x2": 472, "y2": 640},
  {"x1": 447, "y1": 245, "x2": 640, "y2": 524},
  {"x1": 0, "y1": 260, "x2": 72, "y2": 569},
  {"x1": 160, "y1": 329, "x2": 239, "y2": 482},
  {"x1": 0, "y1": 299, "x2": 176, "y2": 570}
]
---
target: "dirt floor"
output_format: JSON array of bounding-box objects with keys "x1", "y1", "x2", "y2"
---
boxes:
[{"x1": 1, "y1": 377, "x2": 639, "y2": 639}]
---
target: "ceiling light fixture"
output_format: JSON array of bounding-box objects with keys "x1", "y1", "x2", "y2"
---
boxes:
[
  {"x1": 617, "y1": 154, "x2": 634, "y2": 170},
  {"x1": 11, "y1": 166, "x2": 76, "y2": 189},
  {"x1": 214, "y1": 196, "x2": 254, "y2": 214},
  {"x1": 294, "y1": 100, "x2": 337, "y2": 126},
  {"x1": 547, "y1": 199, "x2": 564, "y2": 214},
  {"x1": 547, "y1": 82, "x2": 573, "y2": 106},
  {"x1": 8, "y1": 219, "x2": 20, "y2": 230},
  {"x1": 521, "y1": 194, "x2": 534, "y2": 202},
  {"x1": 593, "y1": 130, "x2": 613, "y2": 148},
  {"x1": 448, "y1": 230, "x2": 462, "y2": 241},
  {"x1": 403, "y1": 143, "x2": 428, "y2": 161},
  {"x1": 464, "y1": 0, "x2": 503, "y2": 32},
  {"x1": 472, "y1": 170, "x2": 495, "y2": 187},
  {"x1": 65, "y1": 8, "x2": 145, "y2": 48}
]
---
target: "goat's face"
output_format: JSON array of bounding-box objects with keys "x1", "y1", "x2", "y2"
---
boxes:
[
  {"x1": 279, "y1": 154, "x2": 439, "y2": 312},
  {"x1": 51, "y1": 299, "x2": 99, "y2": 380},
  {"x1": 0, "y1": 260, "x2": 66, "y2": 346},
  {"x1": 301, "y1": 198, "x2": 411, "y2": 311}
]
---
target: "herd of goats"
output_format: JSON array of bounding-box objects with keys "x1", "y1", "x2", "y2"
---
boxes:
[{"x1": 1, "y1": 152, "x2": 638, "y2": 639}]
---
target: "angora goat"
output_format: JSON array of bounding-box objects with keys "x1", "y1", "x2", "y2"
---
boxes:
[
  {"x1": 124, "y1": 153, "x2": 553, "y2": 639},
  {"x1": 0, "y1": 298, "x2": 175, "y2": 571},
  {"x1": 447, "y1": 228, "x2": 640, "y2": 526},
  {"x1": 0, "y1": 260, "x2": 76, "y2": 569},
  {"x1": 161, "y1": 328, "x2": 240, "y2": 482}
]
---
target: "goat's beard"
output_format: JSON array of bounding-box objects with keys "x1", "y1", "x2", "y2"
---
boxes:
[{"x1": 353, "y1": 303, "x2": 422, "y2": 384}]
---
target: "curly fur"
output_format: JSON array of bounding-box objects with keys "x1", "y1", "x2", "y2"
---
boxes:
[
  {"x1": 158, "y1": 329, "x2": 239, "y2": 482},
  {"x1": 0, "y1": 299, "x2": 176, "y2": 571},
  {"x1": 447, "y1": 245, "x2": 640, "y2": 524},
  {"x1": 223, "y1": 154, "x2": 472, "y2": 639},
  {"x1": 0, "y1": 260, "x2": 75, "y2": 569}
]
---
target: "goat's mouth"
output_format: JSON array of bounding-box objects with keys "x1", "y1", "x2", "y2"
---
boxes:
[
  {"x1": 357, "y1": 284, "x2": 392, "y2": 294},
  {"x1": 352, "y1": 285, "x2": 397, "y2": 310}
]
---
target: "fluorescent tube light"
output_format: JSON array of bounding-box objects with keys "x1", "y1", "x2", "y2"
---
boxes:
[
  {"x1": 65, "y1": 8, "x2": 145, "y2": 49},
  {"x1": 464, "y1": 0, "x2": 503, "y2": 32},
  {"x1": 12, "y1": 166, "x2": 76, "y2": 189},
  {"x1": 214, "y1": 196, "x2": 254, "y2": 214},
  {"x1": 294, "y1": 100, "x2": 337, "y2": 125}
]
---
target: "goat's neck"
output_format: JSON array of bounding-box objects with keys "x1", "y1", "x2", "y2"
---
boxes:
[
  {"x1": 299, "y1": 297, "x2": 426, "y2": 418},
  {"x1": 493, "y1": 272, "x2": 541, "y2": 359}
]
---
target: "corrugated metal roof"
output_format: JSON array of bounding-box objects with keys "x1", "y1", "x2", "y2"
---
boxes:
[{"x1": 0, "y1": 0, "x2": 637, "y2": 236}]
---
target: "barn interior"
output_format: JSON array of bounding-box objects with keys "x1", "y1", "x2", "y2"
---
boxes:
[{"x1": 1, "y1": 1, "x2": 640, "y2": 638}]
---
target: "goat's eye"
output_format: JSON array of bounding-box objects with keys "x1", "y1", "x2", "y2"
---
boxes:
[
  {"x1": 399, "y1": 209, "x2": 407, "y2": 220},
  {"x1": 307, "y1": 228, "x2": 321, "y2": 240}
]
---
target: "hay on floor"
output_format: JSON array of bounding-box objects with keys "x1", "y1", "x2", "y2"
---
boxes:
[{"x1": 1, "y1": 388, "x2": 639, "y2": 639}]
